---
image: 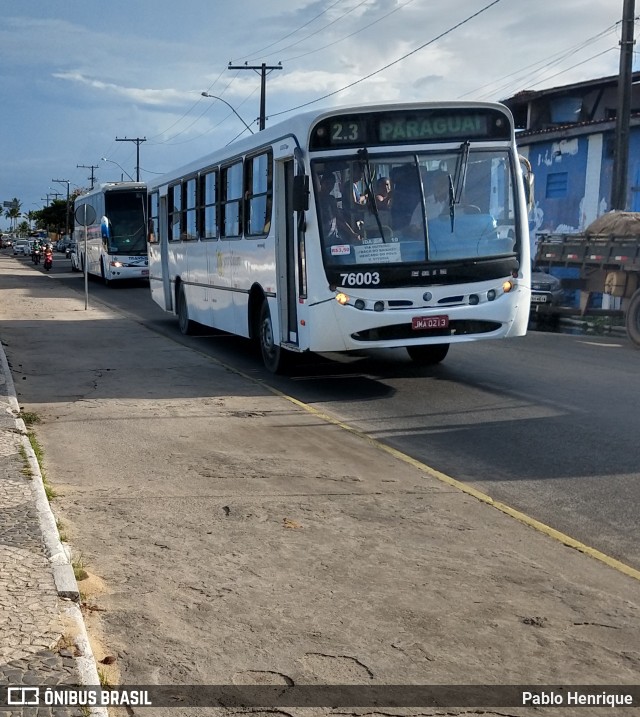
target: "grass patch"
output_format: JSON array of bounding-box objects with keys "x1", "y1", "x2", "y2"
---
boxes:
[
  {"x1": 25, "y1": 428, "x2": 57, "y2": 499},
  {"x1": 97, "y1": 667, "x2": 112, "y2": 688},
  {"x1": 57, "y1": 518, "x2": 68, "y2": 543},
  {"x1": 20, "y1": 410, "x2": 41, "y2": 427},
  {"x1": 72, "y1": 554, "x2": 89, "y2": 581}
]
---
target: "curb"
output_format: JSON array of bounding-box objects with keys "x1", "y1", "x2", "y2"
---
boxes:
[{"x1": 0, "y1": 342, "x2": 108, "y2": 717}]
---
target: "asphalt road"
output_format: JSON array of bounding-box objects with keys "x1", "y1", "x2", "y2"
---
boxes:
[{"x1": 38, "y1": 252, "x2": 640, "y2": 571}]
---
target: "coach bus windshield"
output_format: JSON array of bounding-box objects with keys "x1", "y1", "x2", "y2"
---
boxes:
[
  {"x1": 313, "y1": 149, "x2": 518, "y2": 271},
  {"x1": 104, "y1": 191, "x2": 147, "y2": 255}
]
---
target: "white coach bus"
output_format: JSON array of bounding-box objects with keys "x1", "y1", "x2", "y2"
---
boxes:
[
  {"x1": 147, "y1": 101, "x2": 532, "y2": 372},
  {"x1": 73, "y1": 182, "x2": 148, "y2": 284}
]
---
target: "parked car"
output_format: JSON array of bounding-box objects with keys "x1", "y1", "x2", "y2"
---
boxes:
[
  {"x1": 56, "y1": 236, "x2": 72, "y2": 253},
  {"x1": 69, "y1": 242, "x2": 81, "y2": 271},
  {"x1": 530, "y1": 270, "x2": 564, "y2": 312},
  {"x1": 13, "y1": 239, "x2": 30, "y2": 255}
]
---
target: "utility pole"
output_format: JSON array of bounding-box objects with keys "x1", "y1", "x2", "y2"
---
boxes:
[
  {"x1": 52, "y1": 179, "x2": 70, "y2": 237},
  {"x1": 227, "y1": 62, "x2": 282, "y2": 130},
  {"x1": 115, "y1": 137, "x2": 146, "y2": 181},
  {"x1": 77, "y1": 164, "x2": 98, "y2": 189},
  {"x1": 611, "y1": 0, "x2": 635, "y2": 211}
]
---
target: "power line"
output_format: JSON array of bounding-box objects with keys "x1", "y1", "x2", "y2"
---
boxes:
[
  {"x1": 230, "y1": 0, "x2": 343, "y2": 63},
  {"x1": 277, "y1": 0, "x2": 415, "y2": 64},
  {"x1": 245, "y1": 0, "x2": 370, "y2": 63},
  {"x1": 268, "y1": 0, "x2": 503, "y2": 120}
]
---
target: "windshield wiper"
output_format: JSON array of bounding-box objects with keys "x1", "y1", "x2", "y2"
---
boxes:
[
  {"x1": 357, "y1": 148, "x2": 387, "y2": 242},
  {"x1": 449, "y1": 140, "x2": 471, "y2": 232}
]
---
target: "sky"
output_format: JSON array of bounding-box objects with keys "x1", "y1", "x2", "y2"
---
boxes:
[{"x1": 0, "y1": 0, "x2": 632, "y2": 230}]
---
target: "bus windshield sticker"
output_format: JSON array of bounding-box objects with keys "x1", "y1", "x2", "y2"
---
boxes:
[{"x1": 353, "y1": 243, "x2": 402, "y2": 263}]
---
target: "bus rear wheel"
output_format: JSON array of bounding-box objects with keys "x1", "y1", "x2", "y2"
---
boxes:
[
  {"x1": 259, "y1": 300, "x2": 289, "y2": 373},
  {"x1": 406, "y1": 343, "x2": 450, "y2": 365},
  {"x1": 177, "y1": 285, "x2": 196, "y2": 335}
]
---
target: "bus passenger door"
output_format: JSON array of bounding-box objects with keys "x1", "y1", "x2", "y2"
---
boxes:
[{"x1": 275, "y1": 159, "x2": 300, "y2": 348}]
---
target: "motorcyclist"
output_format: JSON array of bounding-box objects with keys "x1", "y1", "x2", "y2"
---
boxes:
[
  {"x1": 43, "y1": 243, "x2": 54, "y2": 265},
  {"x1": 31, "y1": 240, "x2": 42, "y2": 264}
]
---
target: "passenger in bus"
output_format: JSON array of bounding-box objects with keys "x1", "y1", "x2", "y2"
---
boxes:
[
  {"x1": 350, "y1": 166, "x2": 368, "y2": 207},
  {"x1": 404, "y1": 171, "x2": 450, "y2": 237},
  {"x1": 374, "y1": 177, "x2": 393, "y2": 210},
  {"x1": 318, "y1": 173, "x2": 362, "y2": 244}
]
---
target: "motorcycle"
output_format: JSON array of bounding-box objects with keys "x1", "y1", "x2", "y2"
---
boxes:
[
  {"x1": 31, "y1": 248, "x2": 41, "y2": 265},
  {"x1": 43, "y1": 252, "x2": 53, "y2": 271}
]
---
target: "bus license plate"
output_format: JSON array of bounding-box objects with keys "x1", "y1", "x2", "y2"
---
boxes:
[
  {"x1": 412, "y1": 315, "x2": 449, "y2": 330},
  {"x1": 531, "y1": 294, "x2": 547, "y2": 303}
]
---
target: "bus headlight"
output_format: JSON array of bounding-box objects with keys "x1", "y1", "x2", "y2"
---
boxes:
[
  {"x1": 502, "y1": 280, "x2": 515, "y2": 293},
  {"x1": 335, "y1": 293, "x2": 349, "y2": 305},
  {"x1": 110, "y1": 261, "x2": 123, "y2": 268},
  {"x1": 354, "y1": 299, "x2": 366, "y2": 310}
]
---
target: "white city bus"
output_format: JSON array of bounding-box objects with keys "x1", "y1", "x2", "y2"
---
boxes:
[
  {"x1": 147, "y1": 101, "x2": 532, "y2": 372},
  {"x1": 73, "y1": 182, "x2": 148, "y2": 284}
]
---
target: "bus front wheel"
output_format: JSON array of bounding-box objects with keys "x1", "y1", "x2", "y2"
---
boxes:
[
  {"x1": 259, "y1": 300, "x2": 289, "y2": 373},
  {"x1": 177, "y1": 285, "x2": 196, "y2": 335},
  {"x1": 406, "y1": 343, "x2": 450, "y2": 365}
]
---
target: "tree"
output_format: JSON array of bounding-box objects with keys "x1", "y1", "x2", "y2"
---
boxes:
[
  {"x1": 4, "y1": 198, "x2": 22, "y2": 232},
  {"x1": 36, "y1": 199, "x2": 68, "y2": 235}
]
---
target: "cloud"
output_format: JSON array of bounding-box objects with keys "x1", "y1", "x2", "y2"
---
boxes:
[{"x1": 52, "y1": 72, "x2": 194, "y2": 107}]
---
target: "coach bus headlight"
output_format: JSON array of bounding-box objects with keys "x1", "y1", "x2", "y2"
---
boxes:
[
  {"x1": 469, "y1": 294, "x2": 479, "y2": 305},
  {"x1": 502, "y1": 280, "x2": 515, "y2": 293},
  {"x1": 487, "y1": 289, "x2": 496, "y2": 301},
  {"x1": 111, "y1": 261, "x2": 123, "y2": 268},
  {"x1": 354, "y1": 299, "x2": 366, "y2": 310},
  {"x1": 373, "y1": 301, "x2": 384, "y2": 312},
  {"x1": 335, "y1": 292, "x2": 349, "y2": 305}
]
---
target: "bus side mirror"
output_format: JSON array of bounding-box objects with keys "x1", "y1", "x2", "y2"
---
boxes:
[
  {"x1": 292, "y1": 175, "x2": 309, "y2": 212},
  {"x1": 519, "y1": 155, "x2": 534, "y2": 213}
]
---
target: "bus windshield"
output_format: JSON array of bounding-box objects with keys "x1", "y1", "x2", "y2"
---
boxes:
[
  {"x1": 313, "y1": 148, "x2": 517, "y2": 269},
  {"x1": 104, "y1": 191, "x2": 147, "y2": 255}
]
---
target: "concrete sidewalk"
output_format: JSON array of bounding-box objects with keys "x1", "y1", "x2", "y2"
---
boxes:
[
  {"x1": 0, "y1": 342, "x2": 105, "y2": 716},
  {"x1": 1, "y1": 252, "x2": 640, "y2": 716}
]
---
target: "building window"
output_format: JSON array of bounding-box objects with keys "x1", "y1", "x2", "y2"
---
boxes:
[{"x1": 546, "y1": 172, "x2": 568, "y2": 199}]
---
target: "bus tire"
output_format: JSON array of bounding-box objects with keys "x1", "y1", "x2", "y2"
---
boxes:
[
  {"x1": 259, "y1": 300, "x2": 289, "y2": 373},
  {"x1": 625, "y1": 288, "x2": 640, "y2": 347},
  {"x1": 177, "y1": 285, "x2": 196, "y2": 335},
  {"x1": 101, "y1": 259, "x2": 111, "y2": 287},
  {"x1": 406, "y1": 343, "x2": 450, "y2": 365}
]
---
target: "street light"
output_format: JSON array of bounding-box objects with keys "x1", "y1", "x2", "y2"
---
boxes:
[
  {"x1": 201, "y1": 92, "x2": 254, "y2": 134},
  {"x1": 100, "y1": 157, "x2": 135, "y2": 182}
]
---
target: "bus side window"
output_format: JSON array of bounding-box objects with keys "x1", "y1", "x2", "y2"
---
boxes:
[
  {"x1": 202, "y1": 170, "x2": 218, "y2": 240},
  {"x1": 221, "y1": 162, "x2": 242, "y2": 238},
  {"x1": 244, "y1": 151, "x2": 273, "y2": 236},
  {"x1": 169, "y1": 184, "x2": 181, "y2": 241}
]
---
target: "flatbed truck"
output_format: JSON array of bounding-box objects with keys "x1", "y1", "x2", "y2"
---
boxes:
[{"x1": 533, "y1": 212, "x2": 640, "y2": 347}]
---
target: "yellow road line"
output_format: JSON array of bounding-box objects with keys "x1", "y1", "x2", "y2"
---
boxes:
[{"x1": 268, "y1": 385, "x2": 640, "y2": 584}]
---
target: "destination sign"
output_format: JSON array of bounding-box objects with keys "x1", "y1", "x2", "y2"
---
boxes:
[{"x1": 310, "y1": 107, "x2": 511, "y2": 149}]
